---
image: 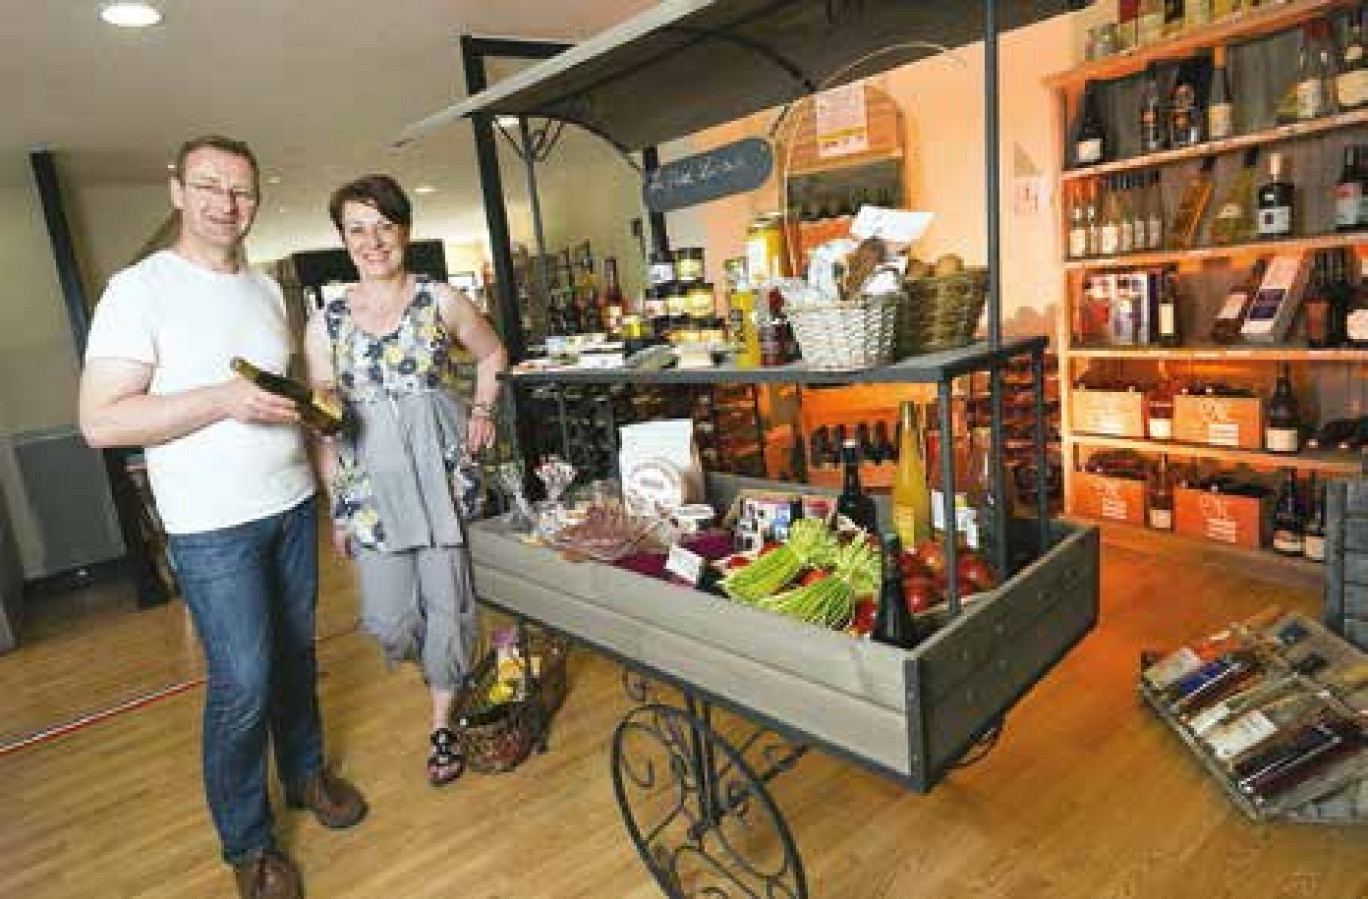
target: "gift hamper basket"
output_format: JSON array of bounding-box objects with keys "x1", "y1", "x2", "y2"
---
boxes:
[{"x1": 453, "y1": 625, "x2": 570, "y2": 774}]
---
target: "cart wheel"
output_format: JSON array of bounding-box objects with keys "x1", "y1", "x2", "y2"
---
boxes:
[{"x1": 610, "y1": 703, "x2": 807, "y2": 899}]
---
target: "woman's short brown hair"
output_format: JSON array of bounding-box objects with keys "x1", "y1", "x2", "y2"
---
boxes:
[{"x1": 328, "y1": 174, "x2": 412, "y2": 231}]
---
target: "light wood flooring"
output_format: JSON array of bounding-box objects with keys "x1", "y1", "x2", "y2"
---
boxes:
[{"x1": 2, "y1": 540, "x2": 1367, "y2": 898}]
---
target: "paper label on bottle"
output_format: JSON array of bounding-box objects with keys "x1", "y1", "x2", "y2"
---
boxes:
[
  {"x1": 1100, "y1": 224, "x2": 1120, "y2": 256},
  {"x1": 1149, "y1": 508, "x2": 1173, "y2": 530},
  {"x1": 1207, "y1": 710, "x2": 1278, "y2": 760},
  {"x1": 1257, "y1": 207, "x2": 1292, "y2": 237},
  {"x1": 1217, "y1": 293, "x2": 1247, "y2": 321},
  {"x1": 1208, "y1": 104, "x2": 1234, "y2": 140},
  {"x1": 1069, "y1": 228, "x2": 1088, "y2": 259},
  {"x1": 1138, "y1": 13, "x2": 1164, "y2": 44},
  {"x1": 1145, "y1": 646, "x2": 1204, "y2": 690},
  {"x1": 1265, "y1": 428, "x2": 1300, "y2": 453},
  {"x1": 1149, "y1": 418, "x2": 1173, "y2": 440},
  {"x1": 1119, "y1": 221, "x2": 1135, "y2": 254},
  {"x1": 1147, "y1": 215, "x2": 1163, "y2": 250},
  {"x1": 1295, "y1": 80, "x2": 1327, "y2": 120},
  {"x1": 1348, "y1": 309, "x2": 1368, "y2": 342},
  {"x1": 1304, "y1": 534, "x2": 1327, "y2": 562},
  {"x1": 1338, "y1": 68, "x2": 1368, "y2": 108},
  {"x1": 1336, "y1": 185, "x2": 1363, "y2": 228},
  {"x1": 1159, "y1": 304, "x2": 1176, "y2": 337},
  {"x1": 1077, "y1": 138, "x2": 1103, "y2": 165},
  {"x1": 1207, "y1": 422, "x2": 1240, "y2": 447},
  {"x1": 1273, "y1": 531, "x2": 1305, "y2": 554}
]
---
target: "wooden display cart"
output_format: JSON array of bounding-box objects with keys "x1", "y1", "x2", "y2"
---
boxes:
[
  {"x1": 402, "y1": 1, "x2": 1101, "y2": 895},
  {"x1": 1049, "y1": 0, "x2": 1368, "y2": 590}
]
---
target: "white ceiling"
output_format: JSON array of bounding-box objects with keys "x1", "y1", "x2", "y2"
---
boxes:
[{"x1": 4, "y1": 0, "x2": 656, "y2": 259}]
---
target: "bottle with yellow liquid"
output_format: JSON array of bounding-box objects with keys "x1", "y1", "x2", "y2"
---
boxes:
[
  {"x1": 890, "y1": 401, "x2": 932, "y2": 549},
  {"x1": 728, "y1": 288, "x2": 762, "y2": 368},
  {"x1": 230, "y1": 357, "x2": 348, "y2": 436}
]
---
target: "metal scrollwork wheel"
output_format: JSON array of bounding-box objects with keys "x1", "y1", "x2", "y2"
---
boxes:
[{"x1": 610, "y1": 703, "x2": 807, "y2": 899}]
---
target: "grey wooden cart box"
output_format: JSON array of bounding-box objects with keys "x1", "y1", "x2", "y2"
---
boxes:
[
  {"x1": 470, "y1": 474, "x2": 1098, "y2": 791},
  {"x1": 1325, "y1": 477, "x2": 1368, "y2": 652}
]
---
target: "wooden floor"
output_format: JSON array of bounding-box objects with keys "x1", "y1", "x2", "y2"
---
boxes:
[{"x1": 2, "y1": 540, "x2": 1367, "y2": 898}]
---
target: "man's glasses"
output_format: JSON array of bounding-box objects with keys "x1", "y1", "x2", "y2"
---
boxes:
[{"x1": 184, "y1": 181, "x2": 258, "y2": 206}]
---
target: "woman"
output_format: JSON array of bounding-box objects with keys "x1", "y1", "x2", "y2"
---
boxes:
[{"x1": 304, "y1": 174, "x2": 507, "y2": 786}]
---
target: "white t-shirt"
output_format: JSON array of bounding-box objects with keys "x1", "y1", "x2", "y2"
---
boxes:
[{"x1": 85, "y1": 249, "x2": 314, "y2": 534}]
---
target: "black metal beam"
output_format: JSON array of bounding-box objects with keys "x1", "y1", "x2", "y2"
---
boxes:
[
  {"x1": 641, "y1": 146, "x2": 670, "y2": 253},
  {"x1": 29, "y1": 150, "x2": 92, "y2": 355}
]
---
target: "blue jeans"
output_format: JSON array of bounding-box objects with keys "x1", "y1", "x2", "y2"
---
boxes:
[{"x1": 168, "y1": 497, "x2": 324, "y2": 864}]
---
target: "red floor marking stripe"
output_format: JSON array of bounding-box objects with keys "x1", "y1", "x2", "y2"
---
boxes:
[{"x1": 0, "y1": 624, "x2": 359, "y2": 758}]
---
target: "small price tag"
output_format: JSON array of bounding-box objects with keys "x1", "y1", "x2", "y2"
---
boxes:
[
  {"x1": 665, "y1": 544, "x2": 706, "y2": 586},
  {"x1": 850, "y1": 205, "x2": 933, "y2": 243}
]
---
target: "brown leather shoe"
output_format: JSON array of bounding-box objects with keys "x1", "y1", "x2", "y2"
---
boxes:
[
  {"x1": 286, "y1": 769, "x2": 367, "y2": 829},
  {"x1": 233, "y1": 848, "x2": 302, "y2": 899}
]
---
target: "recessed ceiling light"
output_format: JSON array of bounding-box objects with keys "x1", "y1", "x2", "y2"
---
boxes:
[
  {"x1": 495, "y1": 115, "x2": 521, "y2": 128},
  {"x1": 267, "y1": 175, "x2": 282, "y2": 185},
  {"x1": 413, "y1": 185, "x2": 438, "y2": 195},
  {"x1": 100, "y1": 2, "x2": 163, "y2": 27}
]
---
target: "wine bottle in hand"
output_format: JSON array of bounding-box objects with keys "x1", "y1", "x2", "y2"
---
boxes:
[{"x1": 230, "y1": 357, "x2": 347, "y2": 436}]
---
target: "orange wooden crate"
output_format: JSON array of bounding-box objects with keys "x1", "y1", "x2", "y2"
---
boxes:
[
  {"x1": 1072, "y1": 472, "x2": 1146, "y2": 525},
  {"x1": 779, "y1": 85, "x2": 904, "y2": 177},
  {"x1": 1172, "y1": 394, "x2": 1264, "y2": 450},
  {"x1": 1071, "y1": 390, "x2": 1146, "y2": 438},
  {"x1": 1174, "y1": 486, "x2": 1268, "y2": 549}
]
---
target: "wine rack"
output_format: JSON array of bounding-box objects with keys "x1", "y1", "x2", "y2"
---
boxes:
[
  {"x1": 1052, "y1": 0, "x2": 1368, "y2": 582},
  {"x1": 1139, "y1": 609, "x2": 1368, "y2": 823}
]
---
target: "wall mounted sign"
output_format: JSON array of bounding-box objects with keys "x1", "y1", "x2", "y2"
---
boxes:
[{"x1": 642, "y1": 138, "x2": 773, "y2": 213}]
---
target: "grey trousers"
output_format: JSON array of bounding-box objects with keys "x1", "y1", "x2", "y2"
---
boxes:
[{"x1": 354, "y1": 544, "x2": 478, "y2": 691}]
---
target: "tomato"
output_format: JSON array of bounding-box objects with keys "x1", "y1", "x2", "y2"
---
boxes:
[
  {"x1": 850, "y1": 598, "x2": 876, "y2": 635},
  {"x1": 899, "y1": 551, "x2": 931, "y2": 579},
  {"x1": 723, "y1": 555, "x2": 751, "y2": 570},
  {"x1": 902, "y1": 575, "x2": 943, "y2": 614},
  {"x1": 956, "y1": 554, "x2": 998, "y2": 592},
  {"x1": 913, "y1": 539, "x2": 947, "y2": 576},
  {"x1": 799, "y1": 569, "x2": 830, "y2": 586}
]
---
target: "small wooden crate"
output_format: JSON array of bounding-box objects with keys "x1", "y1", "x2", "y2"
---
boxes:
[
  {"x1": 1172, "y1": 394, "x2": 1264, "y2": 450},
  {"x1": 1173, "y1": 486, "x2": 1268, "y2": 550},
  {"x1": 1073, "y1": 472, "x2": 1145, "y2": 525},
  {"x1": 1071, "y1": 389, "x2": 1146, "y2": 438}
]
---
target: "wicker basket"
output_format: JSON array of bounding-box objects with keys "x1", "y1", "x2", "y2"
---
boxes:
[
  {"x1": 453, "y1": 629, "x2": 569, "y2": 774},
  {"x1": 786, "y1": 291, "x2": 901, "y2": 370},
  {"x1": 901, "y1": 267, "x2": 988, "y2": 354}
]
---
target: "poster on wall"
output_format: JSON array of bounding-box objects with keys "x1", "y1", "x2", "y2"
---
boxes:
[{"x1": 814, "y1": 84, "x2": 869, "y2": 158}]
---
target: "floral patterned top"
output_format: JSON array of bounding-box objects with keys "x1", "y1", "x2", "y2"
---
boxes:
[{"x1": 325, "y1": 278, "x2": 474, "y2": 551}]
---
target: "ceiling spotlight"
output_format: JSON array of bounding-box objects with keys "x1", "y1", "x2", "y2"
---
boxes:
[
  {"x1": 413, "y1": 185, "x2": 438, "y2": 195},
  {"x1": 100, "y1": 2, "x2": 163, "y2": 27},
  {"x1": 266, "y1": 175, "x2": 282, "y2": 185},
  {"x1": 495, "y1": 115, "x2": 521, "y2": 128}
]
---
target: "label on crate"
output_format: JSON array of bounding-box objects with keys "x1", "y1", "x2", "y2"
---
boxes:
[
  {"x1": 1148, "y1": 418, "x2": 1173, "y2": 440},
  {"x1": 1206, "y1": 422, "x2": 1241, "y2": 447},
  {"x1": 1077, "y1": 138, "x2": 1103, "y2": 165},
  {"x1": 1188, "y1": 699, "x2": 1236, "y2": 738},
  {"x1": 1206, "y1": 710, "x2": 1278, "y2": 761},
  {"x1": 1148, "y1": 508, "x2": 1173, "y2": 531},
  {"x1": 1144, "y1": 646, "x2": 1204, "y2": 690}
]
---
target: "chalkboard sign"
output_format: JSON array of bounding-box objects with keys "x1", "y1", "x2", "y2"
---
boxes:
[{"x1": 642, "y1": 138, "x2": 773, "y2": 213}]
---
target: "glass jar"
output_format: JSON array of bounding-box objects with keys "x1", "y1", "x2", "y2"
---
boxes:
[
  {"x1": 648, "y1": 248, "x2": 676, "y2": 289},
  {"x1": 686, "y1": 282, "x2": 715, "y2": 319},
  {"x1": 745, "y1": 213, "x2": 790, "y2": 287},
  {"x1": 675, "y1": 247, "x2": 706, "y2": 284}
]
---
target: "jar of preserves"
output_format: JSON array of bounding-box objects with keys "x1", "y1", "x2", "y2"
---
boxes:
[
  {"x1": 745, "y1": 213, "x2": 790, "y2": 287},
  {"x1": 675, "y1": 247, "x2": 706, "y2": 284},
  {"x1": 686, "y1": 282, "x2": 715, "y2": 319}
]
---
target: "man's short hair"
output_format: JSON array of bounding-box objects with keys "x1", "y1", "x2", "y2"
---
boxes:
[
  {"x1": 328, "y1": 174, "x2": 413, "y2": 232},
  {"x1": 173, "y1": 135, "x2": 259, "y2": 183}
]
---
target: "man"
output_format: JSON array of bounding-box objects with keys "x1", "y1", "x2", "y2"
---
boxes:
[{"x1": 80, "y1": 135, "x2": 365, "y2": 899}]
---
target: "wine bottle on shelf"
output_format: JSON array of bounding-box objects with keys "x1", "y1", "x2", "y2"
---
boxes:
[
  {"x1": 1265, "y1": 365, "x2": 1301, "y2": 453},
  {"x1": 1169, "y1": 58, "x2": 1205, "y2": 149},
  {"x1": 836, "y1": 439, "x2": 879, "y2": 534},
  {"x1": 1140, "y1": 63, "x2": 1169, "y2": 154},
  {"x1": 1139, "y1": 0, "x2": 1165, "y2": 45},
  {"x1": 1303, "y1": 472, "x2": 1326, "y2": 563},
  {"x1": 873, "y1": 420, "x2": 896, "y2": 465},
  {"x1": 1075, "y1": 80, "x2": 1108, "y2": 167},
  {"x1": 1148, "y1": 376, "x2": 1176, "y2": 440},
  {"x1": 1328, "y1": 248, "x2": 1354, "y2": 346},
  {"x1": 1210, "y1": 147, "x2": 1259, "y2": 246},
  {"x1": 810, "y1": 425, "x2": 832, "y2": 469},
  {"x1": 1211, "y1": 259, "x2": 1265, "y2": 344},
  {"x1": 1347, "y1": 252, "x2": 1368, "y2": 347},
  {"x1": 1148, "y1": 454, "x2": 1175, "y2": 531},
  {"x1": 1185, "y1": 0, "x2": 1210, "y2": 29},
  {"x1": 1145, "y1": 170, "x2": 1165, "y2": 250},
  {"x1": 891, "y1": 402, "x2": 933, "y2": 549},
  {"x1": 1100, "y1": 177, "x2": 1122, "y2": 256},
  {"x1": 1207, "y1": 44, "x2": 1236, "y2": 140},
  {"x1": 1170, "y1": 157, "x2": 1217, "y2": 249},
  {"x1": 1157, "y1": 267, "x2": 1182, "y2": 347},
  {"x1": 872, "y1": 534, "x2": 920, "y2": 651},
  {"x1": 1068, "y1": 186, "x2": 1089, "y2": 259},
  {"x1": 229, "y1": 357, "x2": 347, "y2": 436},
  {"x1": 1118, "y1": 176, "x2": 1136, "y2": 255},
  {"x1": 1256, "y1": 152, "x2": 1295, "y2": 240},
  {"x1": 1085, "y1": 180, "x2": 1102, "y2": 257},
  {"x1": 1272, "y1": 469, "x2": 1305, "y2": 557},
  {"x1": 1280, "y1": 19, "x2": 1334, "y2": 123},
  {"x1": 1163, "y1": 0, "x2": 1185, "y2": 38},
  {"x1": 858, "y1": 421, "x2": 878, "y2": 464},
  {"x1": 1334, "y1": 146, "x2": 1365, "y2": 234},
  {"x1": 1336, "y1": 416, "x2": 1368, "y2": 452},
  {"x1": 1306, "y1": 417, "x2": 1356, "y2": 450},
  {"x1": 1301, "y1": 252, "x2": 1332, "y2": 348},
  {"x1": 1338, "y1": 6, "x2": 1368, "y2": 111}
]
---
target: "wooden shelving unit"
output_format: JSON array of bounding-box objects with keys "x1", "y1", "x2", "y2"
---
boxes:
[
  {"x1": 1066, "y1": 433, "x2": 1367, "y2": 475},
  {"x1": 1043, "y1": 0, "x2": 1357, "y2": 89},
  {"x1": 1051, "y1": 0, "x2": 1368, "y2": 579},
  {"x1": 1063, "y1": 232, "x2": 1368, "y2": 271},
  {"x1": 1061, "y1": 108, "x2": 1368, "y2": 183}
]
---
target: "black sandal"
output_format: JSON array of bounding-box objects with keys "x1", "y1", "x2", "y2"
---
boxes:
[{"x1": 427, "y1": 728, "x2": 465, "y2": 787}]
